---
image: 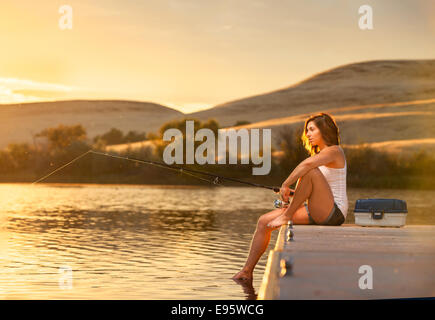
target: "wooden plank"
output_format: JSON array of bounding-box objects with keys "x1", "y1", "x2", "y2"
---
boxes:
[{"x1": 258, "y1": 225, "x2": 435, "y2": 299}]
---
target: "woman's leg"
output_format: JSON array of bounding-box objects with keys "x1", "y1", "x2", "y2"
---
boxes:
[
  {"x1": 267, "y1": 168, "x2": 335, "y2": 228},
  {"x1": 232, "y1": 208, "x2": 283, "y2": 280},
  {"x1": 232, "y1": 204, "x2": 309, "y2": 280}
]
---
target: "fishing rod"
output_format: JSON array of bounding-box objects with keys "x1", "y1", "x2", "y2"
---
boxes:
[
  {"x1": 90, "y1": 150, "x2": 282, "y2": 191},
  {"x1": 31, "y1": 149, "x2": 294, "y2": 207}
]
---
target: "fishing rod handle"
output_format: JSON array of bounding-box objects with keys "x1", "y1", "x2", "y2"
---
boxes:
[{"x1": 273, "y1": 186, "x2": 295, "y2": 196}]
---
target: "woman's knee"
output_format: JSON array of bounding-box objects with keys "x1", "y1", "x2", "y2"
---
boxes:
[
  {"x1": 304, "y1": 167, "x2": 322, "y2": 178},
  {"x1": 257, "y1": 214, "x2": 269, "y2": 230},
  {"x1": 298, "y1": 168, "x2": 321, "y2": 184}
]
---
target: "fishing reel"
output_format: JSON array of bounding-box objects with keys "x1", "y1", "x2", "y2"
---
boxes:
[
  {"x1": 274, "y1": 199, "x2": 290, "y2": 208},
  {"x1": 273, "y1": 186, "x2": 292, "y2": 208}
]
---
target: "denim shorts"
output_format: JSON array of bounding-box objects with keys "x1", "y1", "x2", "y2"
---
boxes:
[{"x1": 304, "y1": 202, "x2": 345, "y2": 226}]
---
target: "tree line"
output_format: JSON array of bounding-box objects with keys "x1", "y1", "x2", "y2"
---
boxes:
[{"x1": 0, "y1": 120, "x2": 433, "y2": 190}]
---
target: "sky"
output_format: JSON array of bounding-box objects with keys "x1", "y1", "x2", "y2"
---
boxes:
[{"x1": 0, "y1": 0, "x2": 434, "y2": 113}]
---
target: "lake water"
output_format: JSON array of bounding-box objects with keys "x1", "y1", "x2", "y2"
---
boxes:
[{"x1": 0, "y1": 184, "x2": 434, "y2": 300}]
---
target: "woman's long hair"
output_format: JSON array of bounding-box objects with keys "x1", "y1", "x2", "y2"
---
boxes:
[{"x1": 302, "y1": 113, "x2": 340, "y2": 156}]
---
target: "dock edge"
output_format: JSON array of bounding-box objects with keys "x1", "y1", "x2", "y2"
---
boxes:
[{"x1": 257, "y1": 225, "x2": 287, "y2": 300}]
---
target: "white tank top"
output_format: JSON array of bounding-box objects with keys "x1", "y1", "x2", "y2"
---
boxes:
[{"x1": 318, "y1": 158, "x2": 348, "y2": 217}]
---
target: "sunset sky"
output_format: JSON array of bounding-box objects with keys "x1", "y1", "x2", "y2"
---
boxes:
[{"x1": 1, "y1": 0, "x2": 434, "y2": 113}]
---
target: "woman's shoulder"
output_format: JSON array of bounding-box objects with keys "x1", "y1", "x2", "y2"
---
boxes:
[{"x1": 322, "y1": 145, "x2": 346, "y2": 168}]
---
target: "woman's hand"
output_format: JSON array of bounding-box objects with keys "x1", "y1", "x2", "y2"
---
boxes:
[{"x1": 280, "y1": 184, "x2": 291, "y2": 203}]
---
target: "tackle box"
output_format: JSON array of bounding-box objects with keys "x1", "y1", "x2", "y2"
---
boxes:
[{"x1": 354, "y1": 198, "x2": 408, "y2": 227}]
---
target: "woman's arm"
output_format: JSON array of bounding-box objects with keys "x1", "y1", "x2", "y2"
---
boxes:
[{"x1": 282, "y1": 145, "x2": 341, "y2": 188}]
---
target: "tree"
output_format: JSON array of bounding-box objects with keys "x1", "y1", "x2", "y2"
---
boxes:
[
  {"x1": 278, "y1": 126, "x2": 308, "y2": 174},
  {"x1": 36, "y1": 124, "x2": 87, "y2": 151},
  {"x1": 94, "y1": 128, "x2": 124, "y2": 145},
  {"x1": 5, "y1": 143, "x2": 33, "y2": 170},
  {"x1": 124, "y1": 130, "x2": 147, "y2": 143},
  {"x1": 200, "y1": 119, "x2": 219, "y2": 135},
  {"x1": 156, "y1": 118, "x2": 220, "y2": 160}
]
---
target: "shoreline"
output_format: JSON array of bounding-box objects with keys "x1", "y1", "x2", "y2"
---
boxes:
[{"x1": 0, "y1": 179, "x2": 434, "y2": 191}]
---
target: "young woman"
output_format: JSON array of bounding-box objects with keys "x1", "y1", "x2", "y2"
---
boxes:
[{"x1": 233, "y1": 113, "x2": 348, "y2": 280}]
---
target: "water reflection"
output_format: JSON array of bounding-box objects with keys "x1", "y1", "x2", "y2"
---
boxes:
[
  {"x1": 0, "y1": 184, "x2": 279, "y2": 299},
  {"x1": 7, "y1": 208, "x2": 218, "y2": 233},
  {"x1": 232, "y1": 278, "x2": 257, "y2": 300},
  {"x1": 0, "y1": 184, "x2": 434, "y2": 299}
]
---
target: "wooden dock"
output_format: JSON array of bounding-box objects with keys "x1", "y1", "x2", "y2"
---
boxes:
[{"x1": 258, "y1": 224, "x2": 435, "y2": 299}]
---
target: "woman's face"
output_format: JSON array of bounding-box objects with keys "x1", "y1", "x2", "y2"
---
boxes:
[{"x1": 306, "y1": 120, "x2": 323, "y2": 146}]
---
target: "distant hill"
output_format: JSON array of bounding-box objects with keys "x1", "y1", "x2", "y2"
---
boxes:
[
  {"x1": 108, "y1": 60, "x2": 435, "y2": 155},
  {"x1": 2, "y1": 60, "x2": 434, "y2": 156},
  {"x1": 187, "y1": 60, "x2": 435, "y2": 126},
  {"x1": 0, "y1": 100, "x2": 183, "y2": 148},
  {"x1": 184, "y1": 60, "x2": 435, "y2": 154},
  {"x1": 228, "y1": 98, "x2": 435, "y2": 152}
]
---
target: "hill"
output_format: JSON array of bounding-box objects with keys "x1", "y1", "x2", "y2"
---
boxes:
[
  {"x1": 2, "y1": 60, "x2": 434, "y2": 156},
  {"x1": 0, "y1": 100, "x2": 183, "y2": 148},
  {"x1": 186, "y1": 60, "x2": 435, "y2": 154},
  {"x1": 187, "y1": 59, "x2": 435, "y2": 127},
  {"x1": 107, "y1": 60, "x2": 435, "y2": 155}
]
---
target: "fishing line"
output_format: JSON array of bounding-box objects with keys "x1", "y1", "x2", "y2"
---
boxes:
[
  {"x1": 31, "y1": 149, "x2": 93, "y2": 185},
  {"x1": 31, "y1": 149, "x2": 287, "y2": 194},
  {"x1": 90, "y1": 150, "x2": 281, "y2": 191},
  {"x1": 89, "y1": 150, "x2": 218, "y2": 186},
  {"x1": 31, "y1": 149, "x2": 297, "y2": 209}
]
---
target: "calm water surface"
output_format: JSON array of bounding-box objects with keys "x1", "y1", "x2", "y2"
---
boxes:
[{"x1": 0, "y1": 184, "x2": 434, "y2": 299}]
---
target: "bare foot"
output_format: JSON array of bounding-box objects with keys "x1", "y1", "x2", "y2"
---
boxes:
[
  {"x1": 267, "y1": 214, "x2": 291, "y2": 229},
  {"x1": 232, "y1": 270, "x2": 253, "y2": 280}
]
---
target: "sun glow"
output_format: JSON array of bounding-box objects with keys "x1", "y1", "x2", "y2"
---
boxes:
[{"x1": 0, "y1": 78, "x2": 75, "y2": 104}]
